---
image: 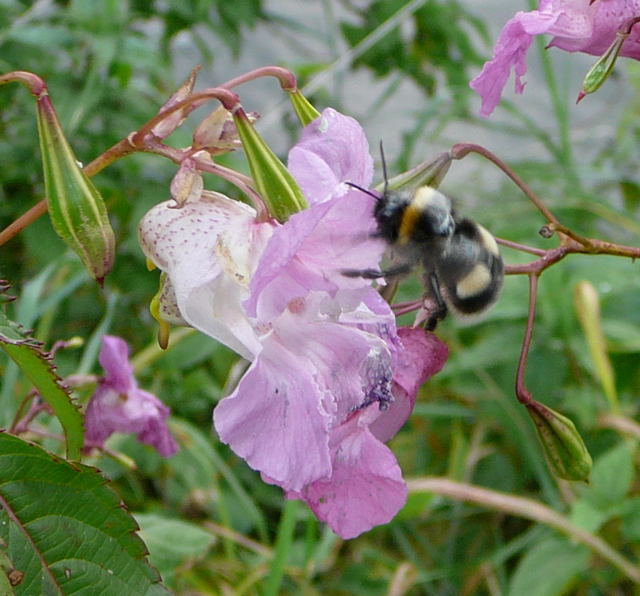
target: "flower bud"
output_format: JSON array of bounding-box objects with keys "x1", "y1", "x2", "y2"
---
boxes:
[
  {"x1": 379, "y1": 152, "x2": 452, "y2": 194},
  {"x1": 232, "y1": 106, "x2": 307, "y2": 221},
  {"x1": 526, "y1": 401, "x2": 592, "y2": 482},
  {"x1": 170, "y1": 158, "x2": 204, "y2": 207},
  {"x1": 151, "y1": 67, "x2": 199, "y2": 139},
  {"x1": 36, "y1": 94, "x2": 115, "y2": 284},
  {"x1": 577, "y1": 31, "x2": 627, "y2": 103},
  {"x1": 573, "y1": 280, "x2": 618, "y2": 410},
  {"x1": 193, "y1": 106, "x2": 259, "y2": 154}
]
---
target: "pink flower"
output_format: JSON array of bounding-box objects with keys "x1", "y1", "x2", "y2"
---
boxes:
[
  {"x1": 138, "y1": 108, "x2": 449, "y2": 537},
  {"x1": 85, "y1": 335, "x2": 178, "y2": 457},
  {"x1": 139, "y1": 190, "x2": 274, "y2": 360},
  {"x1": 470, "y1": 0, "x2": 640, "y2": 116},
  {"x1": 283, "y1": 327, "x2": 448, "y2": 539}
]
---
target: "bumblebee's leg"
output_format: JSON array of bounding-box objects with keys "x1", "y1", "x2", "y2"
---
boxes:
[
  {"x1": 425, "y1": 271, "x2": 448, "y2": 331},
  {"x1": 341, "y1": 264, "x2": 413, "y2": 280},
  {"x1": 342, "y1": 268, "x2": 385, "y2": 279}
]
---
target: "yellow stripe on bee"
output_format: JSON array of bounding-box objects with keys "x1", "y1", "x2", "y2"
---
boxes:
[
  {"x1": 477, "y1": 224, "x2": 500, "y2": 256},
  {"x1": 456, "y1": 263, "x2": 491, "y2": 298},
  {"x1": 398, "y1": 186, "x2": 437, "y2": 244}
]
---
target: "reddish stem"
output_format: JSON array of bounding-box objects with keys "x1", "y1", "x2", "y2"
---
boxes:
[
  {"x1": 220, "y1": 66, "x2": 298, "y2": 92},
  {"x1": 496, "y1": 237, "x2": 546, "y2": 256},
  {"x1": 131, "y1": 89, "x2": 240, "y2": 147},
  {"x1": 622, "y1": 16, "x2": 640, "y2": 34},
  {"x1": 0, "y1": 71, "x2": 47, "y2": 96},
  {"x1": 450, "y1": 143, "x2": 560, "y2": 225},
  {"x1": 515, "y1": 274, "x2": 539, "y2": 406},
  {"x1": 0, "y1": 200, "x2": 48, "y2": 246}
]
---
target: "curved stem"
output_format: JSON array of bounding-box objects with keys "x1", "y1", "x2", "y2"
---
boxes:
[
  {"x1": 598, "y1": 413, "x2": 640, "y2": 441},
  {"x1": 496, "y1": 237, "x2": 546, "y2": 256},
  {"x1": 515, "y1": 274, "x2": 539, "y2": 406},
  {"x1": 407, "y1": 477, "x2": 640, "y2": 584},
  {"x1": 450, "y1": 143, "x2": 560, "y2": 225},
  {"x1": 131, "y1": 89, "x2": 240, "y2": 146},
  {"x1": 0, "y1": 70, "x2": 47, "y2": 96},
  {"x1": 220, "y1": 66, "x2": 298, "y2": 91},
  {"x1": 391, "y1": 299, "x2": 423, "y2": 316}
]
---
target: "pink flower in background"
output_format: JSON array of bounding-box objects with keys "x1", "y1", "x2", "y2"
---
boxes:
[
  {"x1": 470, "y1": 0, "x2": 640, "y2": 116},
  {"x1": 85, "y1": 335, "x2": 178, "y2": 457},
  {"x1": 138, "y1": 108, "x2": 449, "y2": 538}
]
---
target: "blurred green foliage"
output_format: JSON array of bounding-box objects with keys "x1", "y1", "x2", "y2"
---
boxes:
[{"x1": 1, "y1": 1, "x2": 640, "y2": 595}]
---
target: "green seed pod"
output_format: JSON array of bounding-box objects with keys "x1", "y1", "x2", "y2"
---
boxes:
[
  {"x1": 287, "y1": 89, "x2": 320, "y2": 126},
  {"x1": 577, "y1": 31, "x2": 627, "y2": 102},
  {"x1": 526, "y1": 401, "x2": 592, "y2": 482},
  {"x1": 232, "y1": 106, "x2": 307, "y2": 222},
  {"x1": 36, "y1": 94, "x2": 115, "y2": 284}
]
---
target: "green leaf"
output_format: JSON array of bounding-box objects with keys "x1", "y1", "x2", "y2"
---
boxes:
[
  {"x1": 134, "y1": 513, "x2": 215, "y2": 584},
  {"x1": 508, "y1": 537, "x2": 590, "y2": 596},
  {"x1": 620, "y1": 497, "x2": 640, "y2": 541},
  {"x1": 0, "y1": 310, "x2": 83, "y2": 460},
  {"x1": 0, "y1": 433, "x2": 168, "y2": 595},
  {"x1": 569, "y1": 499, "x2": 610, "y2": 534},
  {"x1": 587, "y1": 443, "x2": 634, "y2": 508}
]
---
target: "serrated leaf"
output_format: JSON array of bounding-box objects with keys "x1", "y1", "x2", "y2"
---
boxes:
[
  {"x1": 0, "y1": 311, "x2": 83, "y2": 460},
  {"x1": 0, "y1": 433, "x2": 168, "y2": 595}
]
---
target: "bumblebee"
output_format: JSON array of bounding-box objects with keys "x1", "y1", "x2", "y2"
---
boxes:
[{"x1": 345, "y1": 164, "x2": 504, "y2": 330}]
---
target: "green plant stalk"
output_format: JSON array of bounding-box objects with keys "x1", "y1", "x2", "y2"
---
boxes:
[
  {"x1": 524, "y1": 0, "x2": 577, "y2": 187},
  {"x1": 408, "y1": 477, "x2": 640, "y2": 583},
  {"x1": 263, "y1": 499, "x2": 300, "y2": 596}
]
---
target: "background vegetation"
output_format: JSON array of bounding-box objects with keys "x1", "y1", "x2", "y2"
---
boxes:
[{"x1": 1, "y1": 0, "x2": 639, "y2": 594}]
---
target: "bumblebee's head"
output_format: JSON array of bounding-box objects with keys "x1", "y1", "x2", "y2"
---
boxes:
[
  {"x1": 374, "y1": 185, "x2": 454, "y2": 246},
  {"x1": 405, "y1": 186, "x2": 454, "y2": 242}
]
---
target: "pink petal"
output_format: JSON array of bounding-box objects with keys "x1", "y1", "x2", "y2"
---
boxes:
[
  {"x1": 213, "y1": 337, "x2": 333, "y2": 492},
  {"x1": 393, "y1": 327, "x2": 449, "y2": 397},
  {"x1": 275, "y1": 304, "x2": 394, "y2": 418},
  {"x1": 548, "y1": 1, "x2": 640, "y2": 57},
  {"x1": 292, "y1": 412, "x2": 407, "y2": 539},
  {"x1": 246, "y1": 192, "x2": 385, "y2": 322},
  {"x1": 288, "y1": 108, "x2": 374, "y2": 204},
  {"x1": 370, "y1": 327, "x2": 449, "y2": 443},
  {"x1": 139, "y1": 193, "x2": 272, "y2": 359},
  {"x1": 85, "y1": 386, "x2": 178, "y2": 457},
  {"x1": 469, "y1": 14, "x2": 540, "y2": 117},
  {"x1": 244, "y1": 200, "x2": 337, "y2": 321},
  {"x1": 99, "y1": 335, "x2": 135, "y2": 393},
  {"x1": 470, "y1": 0, "x2": 640, "y2": 115},
  {"x1": 130, "y1": 389, "x2": 179, "y2": 457}
]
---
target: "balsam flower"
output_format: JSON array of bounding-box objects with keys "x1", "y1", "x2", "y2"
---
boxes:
[
  {"x1": 470, "y1": 0, "x2": 640, "y2": 116},
  {"x1": 283, "y1": 326, "x2": 448, "y2": 539},
  {"x1": 138, "y1": 108, "x2": 448, "y2": 537},
  {"x1": 85, "y1": 335, "x2": 178, "y2": 457}
]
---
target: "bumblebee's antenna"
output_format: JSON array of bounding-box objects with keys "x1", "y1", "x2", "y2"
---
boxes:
[
  {"x1": 379, "y1": 140, "x2": 389, "y2": 196},
  {"x1": 343, "y1": 140, "x2": 389, "y2": 201},
  {"x1": 345, "y1": 181, "x2": 380, "y2": 201}
]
